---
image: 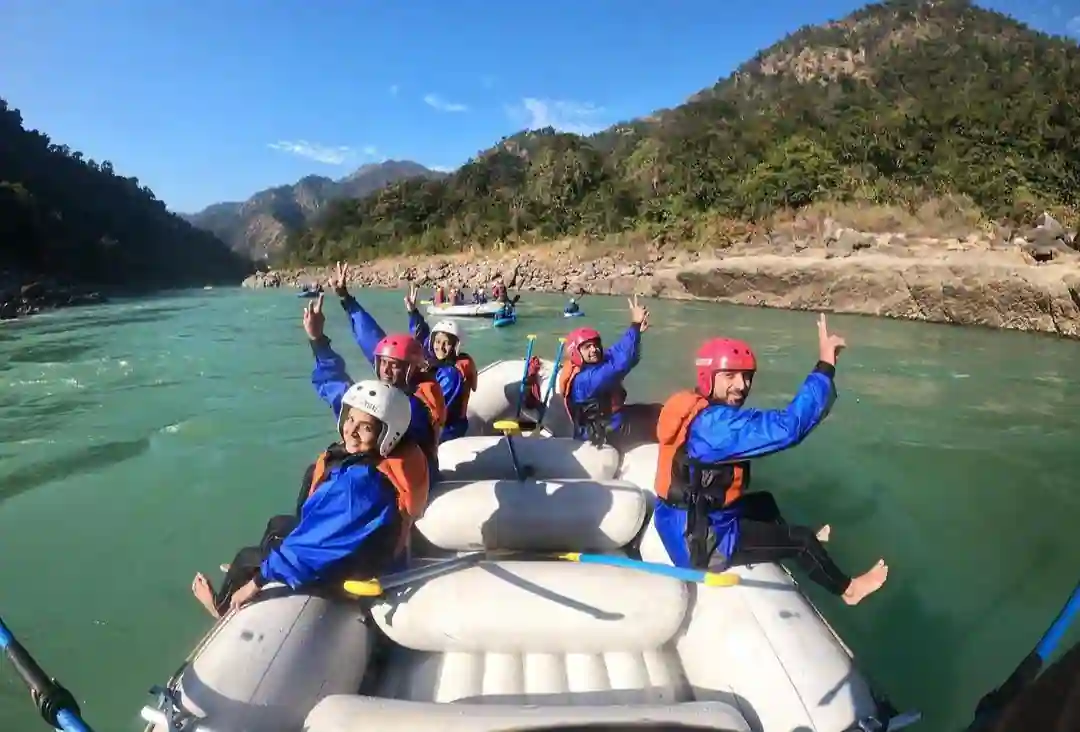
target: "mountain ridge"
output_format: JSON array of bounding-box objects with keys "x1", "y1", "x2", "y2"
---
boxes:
[
  {"x1": 278, "y1": 0, "x2": 1078, "y2": 267},
  {"x1": 184, "y1": 160, "x2": 444, "y2": 259}
]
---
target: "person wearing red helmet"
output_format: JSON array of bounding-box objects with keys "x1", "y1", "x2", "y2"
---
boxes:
[
  {"x1": 557, "y1": 295, "x2": 660, "y2": 450},
  {"x1": 652, "y1": 314, "x2": 888, "y2": 607},
  {"x1": 305, "y1": 262, "x2": 446, "y2": 471},
  {"x1": 403, "y1": 283, "x2": 478, "y2": 443}
]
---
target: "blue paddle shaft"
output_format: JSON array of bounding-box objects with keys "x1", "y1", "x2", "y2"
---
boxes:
[
  {"x1": 1035, "y1": 580, "x2": 1080, "y2": 661},
  {"x1": 0, "y1": 617, "x2": 94, "y2": 732},
  {"x1": 572, "y1": 553, "x2": 707, "y2": 583},
  {"x1": 515, "y1": 338, "x2": 536, "y2": 417},
  {"x1": 536, "y1": 341, "x2": 566, "y2": 425},
  {"x1": 969, "y1": 579, "x2": 1080, "y2": 730}
]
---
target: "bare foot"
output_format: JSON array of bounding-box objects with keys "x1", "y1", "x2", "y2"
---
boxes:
[
  {"x1": 191, "y1": 573, "x2": 222, "y2": 619},
  {"x1": 816, "y1": 524, "x2": 831, "y2": 543},
  {"x1": 842, "y1": 560, "x2": 888, "y2": 606}
]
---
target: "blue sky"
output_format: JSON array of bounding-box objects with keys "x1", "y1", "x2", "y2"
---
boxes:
[{"x1": 2, "y1": 0, "x2": 1077, "y2": 214}]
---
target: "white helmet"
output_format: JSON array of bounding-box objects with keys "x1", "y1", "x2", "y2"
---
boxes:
[
  {"x1": 338, "y1": 380, "x2": 413, "y2": 457},
  {"x1": 431, "y1": 320, "x2": 461, "y2": 349}
]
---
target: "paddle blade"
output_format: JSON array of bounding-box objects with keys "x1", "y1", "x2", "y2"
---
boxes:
[
  {"x1": 342, "y1": 579, "x2": 383, "y2": 597},
  {"x1": 526, "y1": 334, "x2": 537, "y2": 341},
  {"x1": 703, "y1": 572, "x2": 741, "y2": 588}
]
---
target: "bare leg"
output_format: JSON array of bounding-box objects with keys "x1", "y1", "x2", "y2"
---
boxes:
[
  {"x1": 191, "y1": 573, "x2": 222, "y2": 619},
  {"x1": 816, "y1": 524, "x2": 831, "y2": 543},
  {"x1": 842, "y1": 559, "x2": 889, "y2": 606}
]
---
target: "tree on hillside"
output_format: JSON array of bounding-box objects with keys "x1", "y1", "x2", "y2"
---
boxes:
[
  {"x1": 279, "y1": 0, "x2": 1080, "y2": 266},
  {"x1": 0, "y1": 97, "x2": 251, "y2": 288}
]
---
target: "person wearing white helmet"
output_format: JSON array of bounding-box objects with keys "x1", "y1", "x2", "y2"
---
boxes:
[
  {"x1": 404, "y1": 283, "x2": 478, "y2": 442},
  {"x1": 189, "y1": 380, "x2": 430, "y2": 618}
]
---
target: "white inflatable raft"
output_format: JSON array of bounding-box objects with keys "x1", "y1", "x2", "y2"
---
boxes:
[
  {"x1": 141, "y1": 361, "x2": 912, "y2": 732},
  {"x1": 425, "y1": 301, "x2": 505, "y2": 318}
]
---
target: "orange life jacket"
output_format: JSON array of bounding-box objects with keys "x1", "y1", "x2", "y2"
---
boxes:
[
  {"x1": 412, "y1": 377, "x2": 447, "y2": 432},
  {"x1": 307, "y1": 440, "x2": 430, "y2": 555},
  {"x1": 557, "y1": 363, "x2": 627, "y2": 423},
  {"x1": 654, "y1": 390, "x2": 746, "y2": 507},
  {"x1": 452, "y1": 353, "x2": 478, "y2": 416}
]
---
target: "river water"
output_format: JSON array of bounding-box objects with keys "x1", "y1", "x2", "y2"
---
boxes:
[{"x1": 1, "y1": 288, "x2": 1078, "y2": 732}]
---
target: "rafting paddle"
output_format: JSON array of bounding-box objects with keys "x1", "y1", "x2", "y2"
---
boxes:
[
  {"x1": 534, "y1": 337, "x2": 567, "y2": 431},
  {"x1": 967, "y1": 578, "x2": 1080, "y2": 731},
  {"x1": 493, "y1": 418, "x2": 529, "y2": 480},
  {"x1": 343, "y1": 550, "x2": 497, "y2": 597},
  {"x1": 514, "y1": 334, "x2": 537, "y2": 419},
  {"x1": 0, "y1": 615, "x2": 94, "y2": 732},
  {"x1": 343, "y1": 551, "x2": 741, "y2": 597},
  {"x1": 558, "y1": 553, "x2": 741, "y2": 588}
]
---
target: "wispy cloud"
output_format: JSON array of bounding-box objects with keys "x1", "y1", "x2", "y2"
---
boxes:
[
  {"x1": 506, "y1": 98, "x2": 607, "y2": 135},
  {"x1": 268, "y1": 140, "x2": 354, "y2": 165},
  {"x1": 423, "y1": 93, "x2": 469, "y2": 113},
  {"x1": 389, "y1": 84, "x2": 400, "y2": 96},
  {"x1": 362, "y1": 145, "x2": 379, "y2": 157},
  {"x1": 429, "y1": 165, "x2": 455, "y2": 173},
  {"x1": 1067, "y1": 15, "x2": 1080, "y2": 36}
]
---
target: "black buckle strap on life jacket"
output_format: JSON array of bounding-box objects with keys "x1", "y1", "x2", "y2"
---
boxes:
[
  {"x1": 569, "y1": 398, "x2": 613, "y2": 447},
  {"x1": 665, "y1": 448, "x2": 731, "y2": 509},
  {"x1": 685, "y1": 490, "x2": 713, "y2": 568},
  {"x1": 663, "y1": 449, "x2": 749, "y2": 569}
]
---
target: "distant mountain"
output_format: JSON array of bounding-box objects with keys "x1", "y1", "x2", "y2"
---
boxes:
[{"x1": 183, "y1": 161, "x2": 444, "y2": 259}]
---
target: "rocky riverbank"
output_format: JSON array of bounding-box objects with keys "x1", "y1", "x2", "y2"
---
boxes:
[
  {"x1": 243, "y1": 213, "x2": 1080, "y2": 338},
  {"x1": 0, "y1": 274, "x2": 107, "y2": 321}
]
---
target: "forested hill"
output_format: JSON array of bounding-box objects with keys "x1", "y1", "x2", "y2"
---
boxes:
[
  {"x1": 0, "y1": 97, "x2": 252, "y2": 289},
  {"x1": 281, "y1": 0, "x2": 1080, "y2": 266}
]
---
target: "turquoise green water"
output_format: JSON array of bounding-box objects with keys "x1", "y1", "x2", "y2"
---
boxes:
[{"x1": 1, "y1": 288, "x2": 1079, "y2": 732}]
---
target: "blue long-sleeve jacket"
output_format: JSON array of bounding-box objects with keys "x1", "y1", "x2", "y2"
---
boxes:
[
  {"x1": 654, "y1": 363, "x2": 837, "y2": 569},
  {"x1": 568, "y1": 324, "x2": 642, "y2": 439},
  {"x1": 409, "y1": 310, "x2": 469, "y2": 441},
  {"x1": 258, "y1": 462, "x2": 399, "y2": 588},
  {"x1": 340, "y1": 294, "x2": 385, "y2": 366},
  {"x1": 311, "y1": 336, "x2": 351, "y2": 419}
]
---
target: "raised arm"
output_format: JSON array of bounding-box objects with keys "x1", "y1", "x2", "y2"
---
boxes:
[
  {"x1": 688, "y1": 363, "x2": 837, "y2": 462},
  {"x1": 328, "y1": 260, "x2": 386, "y2": 366},
  {"x1": 303, "y1": 294, "x2": 352, "y2": 417}
]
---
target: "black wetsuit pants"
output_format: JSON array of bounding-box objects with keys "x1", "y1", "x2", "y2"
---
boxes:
[
  {"x1": 213, "y1": 514, "x2": 298, "y2": 615},
  {"x1": 721, "y1": 492, "x2": 853, "y2": 596}
]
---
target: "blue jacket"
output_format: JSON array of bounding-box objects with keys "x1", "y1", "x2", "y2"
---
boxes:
[
  {"x1": 654, "y1": 364, "x2": 837, "y2": 569},
  {"x1": 409, "y1": 310, "x2": 470, "y2": 442},
  {"x1": 258, "y1": 461, "x2": 399, "y2": 588},
  {"x1": 567, "y1": 324, "x2": 642, "y2": 440}
]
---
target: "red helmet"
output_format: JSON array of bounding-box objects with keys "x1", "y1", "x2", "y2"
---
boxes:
[
  {"x1": 695, "y1": 338, "x2": 757, "y2": 396},
  {"x1": 566, "y1": 326, "x2": 602, "y2": 366},
  {"x1": 374, "y1": 334, "x2": 422, "y2": 364}
]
